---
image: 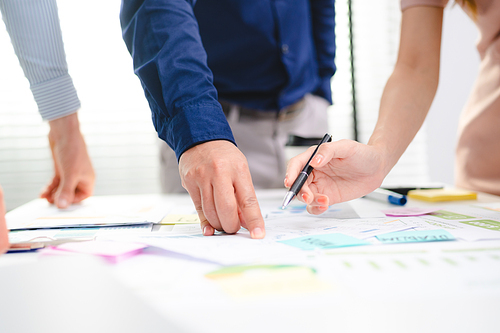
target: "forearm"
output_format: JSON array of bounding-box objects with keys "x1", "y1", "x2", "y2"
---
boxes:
[
  {"x1": 368, "y1": 6, "x2": 442, "y2": 176},
  {"x1": 368, "y1": 63, "x2": 439, "y2": 175},
  {"x1": 48, "y1": 113, "x2": 82, "y2": 141}
]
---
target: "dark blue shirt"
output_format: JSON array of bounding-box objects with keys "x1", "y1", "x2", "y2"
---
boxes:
[{"x1": 121, "y1": 0, "x2": 336, "y2": 159}]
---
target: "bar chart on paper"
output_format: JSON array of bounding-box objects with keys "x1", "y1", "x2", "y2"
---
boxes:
[{"x1": 318, "y1": 242, "x2": 500, "y2": 299}]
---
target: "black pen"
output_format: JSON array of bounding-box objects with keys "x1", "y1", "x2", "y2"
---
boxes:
[{"x1": 281, "y1": 133, "x2": 332, "y2": 209}]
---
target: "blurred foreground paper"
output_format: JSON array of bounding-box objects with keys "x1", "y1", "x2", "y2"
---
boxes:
[{"x1": 6, "y1": 194, "x2": 182, "y2": 230}]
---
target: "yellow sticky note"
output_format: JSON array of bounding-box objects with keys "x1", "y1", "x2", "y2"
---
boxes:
[
  {"x1": 160, "y1": 214, "x2": 200, "y2": 224},
  {"x1": 206, "y1": 265, "x2": 333, "y2": 298},
  {"x1": 408, "y1": 189, "x2": 477, "y2": 202}
]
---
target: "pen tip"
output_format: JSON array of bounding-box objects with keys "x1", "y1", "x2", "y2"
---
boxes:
[{"x1": 281, "y1": 192, "x2": 295, "y2": 210}]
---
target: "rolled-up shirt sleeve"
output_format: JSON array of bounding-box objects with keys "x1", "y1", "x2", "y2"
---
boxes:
[
  {"x1": 0, "y1": 0, "x2": 81, "y2": 121},
  {"x1": 120, "y1": 0, "x2": 235, "y2": 160}
]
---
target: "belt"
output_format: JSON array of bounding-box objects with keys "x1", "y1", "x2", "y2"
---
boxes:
[{"x1": 220, "y1": 98, "x2": 305, "y2": 122}]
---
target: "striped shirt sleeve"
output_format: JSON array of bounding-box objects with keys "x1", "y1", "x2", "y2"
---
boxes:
[{"x1": 0, "y1": 0, "x2": 80, "y2": 121}]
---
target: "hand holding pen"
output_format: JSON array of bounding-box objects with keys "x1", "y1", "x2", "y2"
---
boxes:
[
  {"x1": 282, "y1": 133, "x2": 332, "y2": 209},
  {"x1": 284, "y1": 138, "x2": 388, "y2": 215}
]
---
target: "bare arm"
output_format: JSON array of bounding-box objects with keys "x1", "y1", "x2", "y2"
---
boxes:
[
  {"x1": 369, "y1": 6, "x2": 443, "y2": 173},
  {"x1": 285, "y1": 6, "x2": 444, "y2": 214}
]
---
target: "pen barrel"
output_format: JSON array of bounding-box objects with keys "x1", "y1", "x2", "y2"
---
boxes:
[
  {"x1": 302, "y1": 164, "x2": 314, "y2": 175},
  {"x1": 364, "y1": 189, "x2": 407, "y2": 206},
  {"x1": 290, "y1": 166, "x2": 313, "y2": 194}
]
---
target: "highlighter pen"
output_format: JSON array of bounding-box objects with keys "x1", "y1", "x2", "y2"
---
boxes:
[
  {"x1": 363, "y1": 188, "x2": 407, "y2": 206},
  {"x1": 281, "y1": 133, "x2": 332, "y2": 209}
]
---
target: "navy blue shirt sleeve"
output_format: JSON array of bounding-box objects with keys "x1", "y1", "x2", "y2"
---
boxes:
[
  {"x1": 120, "y1": 0, "x2": 235, "y2": 160},
  {"x1": 310, "y1": 0, "x2": 336, "y2": 103}
]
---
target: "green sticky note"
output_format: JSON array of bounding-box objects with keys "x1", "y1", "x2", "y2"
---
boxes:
[
  {"x1": 376, "y1": 229, "x2": 455, "y2": 244},
  {"x1": 279, "y1": 233, "x2": 369, "y2": 251},
  {"x1": 461, "y1": 219, "x2": 500, "y2": 231}
]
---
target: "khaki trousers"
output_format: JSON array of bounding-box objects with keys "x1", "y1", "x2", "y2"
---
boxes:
[{"x1": 159, "y1": 93, "x2": 329, "y2": 193}]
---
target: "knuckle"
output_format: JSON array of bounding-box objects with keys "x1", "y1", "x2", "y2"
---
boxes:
[
  {"x1": 195, "y1": 164, "x2": 209, "y2": 178},
  {"x1": 239, "y1": 196, "x2": 259, "y2": 210},
  {"x1": 210, "y1": 159, "x2": 232, "y2": 176},
  {"x1": 234, "y1": 161, "x2": 249, "y2": 175},
  {"x1": 183, "y1": 168, "x2": 198, "y2": 181}
]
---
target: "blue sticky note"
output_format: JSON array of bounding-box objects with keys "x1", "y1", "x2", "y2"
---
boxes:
[
  {"x1": 376, "y1": 229, "x2": 455, "y2": 244},
  {"x1": 279, "y1": 233, "x2": 369, "y2": 251}
]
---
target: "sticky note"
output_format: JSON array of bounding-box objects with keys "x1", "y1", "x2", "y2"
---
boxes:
[
  {"x1": 160, "y1": 214, "x2": 200, "y2": 224},
  {"x1": 461, "y1": 219, "x2": 500, "y2": 231},
  {"x1": 376, "y1": 229, "x2": 455, "y2": 244},
  {"x1": 205, "y1": 265, "x2": 332, "y2": 298},
  {"x1": 50, "y1": 241, "x2": 147, "y2": 263},
  {"x1": 279, "y1": 233, "x2": 369, "y2": 250},
  {"x1": 407, "y1": 189, "x2": 477, "y2": 202},
  {"x1": 382, "y1": 207, "x2": 441, "y2": 217}
]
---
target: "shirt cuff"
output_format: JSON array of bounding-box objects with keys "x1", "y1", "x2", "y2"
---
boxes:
[
  {"x1": 161, "y1": 103, "x2": 236, "y2": 160},
  {"x1": 30, "y1": 74, "x2": 81, "y2": 121}
]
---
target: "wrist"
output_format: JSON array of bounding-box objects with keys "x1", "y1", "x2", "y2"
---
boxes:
[
  {"x1": 367, "y1": 133, "x2": 402, "y2": 177},
  {"x1": 48, "y1": 112, "x2": 81, "y2": 141}
]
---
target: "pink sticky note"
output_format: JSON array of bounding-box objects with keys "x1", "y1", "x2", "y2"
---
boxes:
[
  {"x1": 382, "y1": 207, "x2": 441, "y2": 217},
  {"x1": 50, "y1": 241, "x2": 147, "y2": 263}
]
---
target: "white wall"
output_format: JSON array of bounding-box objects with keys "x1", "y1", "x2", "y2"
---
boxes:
[{"x1": 425, "y1": 5, "x2": 480, "y2": 185}]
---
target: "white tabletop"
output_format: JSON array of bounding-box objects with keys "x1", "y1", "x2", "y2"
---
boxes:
[{"x1": 1, "y1": 189, "x2": 500, "y2": 333}]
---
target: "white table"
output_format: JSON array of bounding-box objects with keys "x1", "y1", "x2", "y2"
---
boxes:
[{"x1": 1, "y1": 189, "x2": 500, "y2": 333}]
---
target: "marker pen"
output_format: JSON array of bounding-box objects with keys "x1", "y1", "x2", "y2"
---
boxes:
[{"x1": 363, "y1": 188, "x2": 407, "y2": 206}]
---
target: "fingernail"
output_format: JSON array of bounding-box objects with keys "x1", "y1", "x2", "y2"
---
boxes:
[
  {"x1": 284, "y1": 176, "x2": 288, "y2": 187},
  {"x1": 317, "y1": 196, "x2": 327, "y2": 205},
  {"x1": 203, "y1": 225, "x2": 213, "y2": 236},
  {"x1": 251, "y1": 227, "x2": 265, "y2": 239},
  {"x1": 313, "y1": 154, "x2": 323, "y2": 165},
  {"x1": 58, "y1": 198, "x2": 68, "y2": 208},
  {"x1": 301, "y1": 193, "x2": 309, "y2": 203}
]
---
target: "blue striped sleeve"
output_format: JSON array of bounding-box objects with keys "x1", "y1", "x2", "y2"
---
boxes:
[{"x1": 0, "y1": 0, "x2": 80, "y2": 120}]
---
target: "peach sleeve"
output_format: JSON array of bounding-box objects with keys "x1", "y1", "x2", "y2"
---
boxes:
[{"x1": 401, "y1": 0, "x2": 449, "y2": 11}]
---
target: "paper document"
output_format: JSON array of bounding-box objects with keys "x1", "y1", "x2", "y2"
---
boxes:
[
  {"x1": 6, "y1": 195, "x2": 173, "y2": 230},
  {"x1": 394, "y1": 204, "x2": 500, "y2": 241}
]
